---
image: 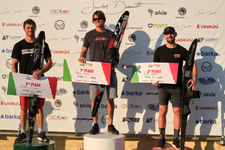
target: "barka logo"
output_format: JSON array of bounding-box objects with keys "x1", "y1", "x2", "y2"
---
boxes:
[
  {"x1": 148, "y1": 23, "x2": 168, "y2": 29},
  {"x1": 73, "y1": 90, "x2": 90, "y2": 95},
  {"x1": 121, "y1": 104, "x2": 142, "y2": 109},
  {"x1": 99, "y1": 104, "x2": 117, "y2": 109},
  {"x1": 2, "y1": 35, "x2": 22, "y2": 40},
  {"x1": 54, "y1": 99, "x2": 62, "y2": 108},
  {"x1": 50, "y1": 9, "x2": 70, "y2": 14},
  {"x1": 0, "y1": 101, "x2": 20, "y2": 106},
  {"x1": 195, "y1": 119, "x2": 216, "y2": 124},
  {"x1": 56, "y1": 88, "x2": 67, "y2": 96},
  {"x1": 121, "y1": 91, "x2": 142, "y2": 96},
  {"x1": 201, "y1": 62, "x2": 212, "y2": 72},
  {"x1": 2, "y1": 49, "x2": 13, "y2": 53},
  {"x1": 80, "y1": 21, "x2": 88, "y2": 29},
  {"x1": 201, "y1": 92, "x2": 216, "y2": 97},
  {"x1": 195, "y1": 105, "x2": 217, "y2": 110},
  {"x1": 147, "y1": 104, "x2": 159, "y2": 111},
  {"x1": 1, "y1": 114, "x2": 20, "y2": 119},
  {"x1": 2, "y1": 22, "x2": 22, "y2": 27},
  {"x1": 105, "y1": 23, "x2": 115, "y2": 31},
  {"x1": 197, "y1": 24, "x2": 218, "y2": 29},
  {"x1": 48, "y1": 115, "x2": 68, "y2": 121},
  {"x1": 197, "y1": 77, "x2": 216, "y2": 85},
  {"x1": 54, "y1": 20, "x2": 65, "y2": 30},
  {"x1": 198, "y1": 37, "x2": 218, "y2": 43},
  {"x1": 176, "y1": 38, "x2": 193, "y2": 42},
  {"x1": 32, "y1": 6, "x2": 40, "y2": 14},
  {"x1": 50, "y1": 49, "x2": 70, "y2": 54},
  {"x1": 122, "y1": 117, "x2": 140, "y2": 122},
  {"x1": 146, "y1": 118, "x2": 158, "y2": 123},
  {"x1": 196, "y1": 51, "x2": 219, "y2": 57},
  {"x1": 128, "y1": 34, "x2": 136, "y2": 42}
]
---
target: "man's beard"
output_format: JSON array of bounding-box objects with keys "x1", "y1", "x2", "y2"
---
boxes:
[{"x1": 167, "y1": 38, "x2": 175, "y2": 44}]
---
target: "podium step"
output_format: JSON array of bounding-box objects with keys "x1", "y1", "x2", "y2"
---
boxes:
[
  {"x1": 152, "y1": 145, "x2": 193, "y2": 150},
  {"x1": 84, "y1": 132, "x2": 124, "y2": 150},
  {"x1": 14, "y1": 140, "x2": 55, "y2": 150}
]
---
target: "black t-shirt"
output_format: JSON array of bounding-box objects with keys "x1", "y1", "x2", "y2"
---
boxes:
[
  {"x1": 83, "y1": 29, "x2": 113, "y2": 62},
  {"x1": 154, "y1": 44, "x2": 188, "y2": 88},
  {"x1": 11, "y1": 39, "x2": 51, "y2": 74}
]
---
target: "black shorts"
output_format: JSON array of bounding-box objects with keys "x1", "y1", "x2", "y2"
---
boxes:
[{"x1": 158, "y1": 88, "x2": 182, "y2": 107}]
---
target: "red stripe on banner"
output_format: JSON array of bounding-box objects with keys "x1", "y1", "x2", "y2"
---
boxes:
[
  {"x1": 95, "y1": 90, "x2": 102, "y2": 97},
  {"x1": 47, "y1": 77, "x2": 58, "y2": 99},
  {"x1": 101, "y1": 62, "x2": 111, "y2": 85},
  {"x1": 169, "y1": 63, "x2": 178, "y2": 84}
]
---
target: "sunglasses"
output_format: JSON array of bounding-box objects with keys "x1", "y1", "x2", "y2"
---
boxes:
[{"x1": 93, "y1": 17, "x2": 102, "y2": 21}]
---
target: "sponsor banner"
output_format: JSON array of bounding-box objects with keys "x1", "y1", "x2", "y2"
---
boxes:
[
  {"x1": 7, "y1": 72, "x2": 57, "y2": 99},
  {"x1": 63, "y1": 60, "x2": 111, "y2": 85},
  {"x1": 131, "y1": 63, "x2": 178, "y2": 84}
]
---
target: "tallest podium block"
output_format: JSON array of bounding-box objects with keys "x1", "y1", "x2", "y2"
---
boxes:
[{"x1": 84, "y1": 132, "x2": 124, "y2": 150}]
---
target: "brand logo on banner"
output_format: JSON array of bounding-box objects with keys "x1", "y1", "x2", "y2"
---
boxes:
[
  {"x1": 128, "y1": 34, "x2": 136, "y2": 42},
  {"x1": 73, "y1": 101, "x2": 91, "y2": 108},
  {"x1": 146, "y1": 51, "x2": 155, "y2": 55},
  {"x1": 48, "y1": 115, "x2": 68, "y2": 121},
  {"x1": 195, "y1": 119, "x2": 216, "y2": 124},
  {"x1": 74, "y1": 34, "x2": 79, "y2": 43},
  {"x1": 198, "y1": 37, "x2": 218, "y2": 43},
  {"x1": 146, "y1": 92, "x2": 158, "y2": 95},
  {"x1": 50, "y1": 49, "x2": 70, "y2": 54},
  {"x1": 122, "y1": 117, "x2": 140, "y2": 122},
  {"x1": 99, "y1": 104, "x2": 117, "y2": 109},
  {"x1": 54, "y1": 99, "x2": 62, "y2": 108},
  {"x1": 2, "y1": 22, "x2": 22, "y2": 27},
  {"x1": 50, "y1": 9, "x2": 70, "y2": 14},
  {"x1": 73, "y1": 90, "x2": 89, "y2": 95},
  {"x1": 148, "y1": 23, "x2": 168, "y2": 29},
  {"x1": 176, "y1": 7, "x2": 189, "y2": 19},
  {"x1": 32, "y1": 6, "x2": 40, "y2": 14},
  {"x1": 101, "y1": 114, "x2": 108, "y2": 125},
  {"x1": 196, "y1": 51, "x2": 219, "y2": 57},
  {"x1": 121, "y1": 91, "x2": 142, "y2": 96},
  {"x1": 195, "y1": 105, "x2": 217, "y2": 110},
  {"x1": 147, "y1": 104, "x2": 159, "y2": 111},
  {"x1": 1, "y1": 114, "x2": 20, "y2": 119},
  {"x1": 80, "y1": 21, "x2": 88, "y2": 29},
  {"x1": 121, "y1": 104, "x2": 142, "y2": 109},
  {"x1": 105, "y1": 23, "x2": 115, "y2": 31},
  {"x1": 2, "y1": 74, "x2": 8, "y2": 79},
  {"x1": 146, "y1": 118, "x2": 158, "y2": 123},
  {"x1": 201, "y1": 62, "x2": 212, "y2": 72},
  {"x1": 0, "y1": 101, "x2": 20, "y2": 106},
  {"x1": 122, "y1": 64, "x2": 133, "y2": 69},
  {"x1": 2, "y1": 35, "x2": 22, "y2": 40},
  {"x1": 72, "y1": 118, "x2": 93, "y2": 121},
  {"x1": 148, "y1": 8, "x2": 167, "y2": 17},
  {"x1": 197, "y1": 77, "x2": 216, "y2": 85},
  {"x1": 2, "y1": 49, "x2": 12, "y2": 53},
  {"x1": 56, "y1": 88, "x2": 67, "y2": 95},
  {"x1": 6, "y1": 58, "x2": 12, "y2": 69},
  {"x1": 2, "y1": 86, "x2": 7, "y2": 94},
  {"x1": 52, "y1": 62, "x2": 64, "y2": 68},
  {"x1": 200, "y1": 92, "x2": 216, "y2": 97},
  {"x1": 197, "y1": 24, "x2": 218, "y2": 29},
  {"x1": 54, "y1": 20, "x2": 65, "y2": 30},
  {"x1": 122, "y1": 77, "x2": 130, "y2": 82},
  {"x1": 176, "y1": 38, "x2": 193, "y2": 42}
]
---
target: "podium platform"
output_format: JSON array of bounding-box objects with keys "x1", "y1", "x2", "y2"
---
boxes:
[
  {"x1": 84, "y1": 132, "x2": 124, "y2": 150},
  {"x1": 14, "y1": 140, "x2": 55, "y2": 150},
  {"x1": 152, "y1": 145, "x2": 193, "y2": 150}
]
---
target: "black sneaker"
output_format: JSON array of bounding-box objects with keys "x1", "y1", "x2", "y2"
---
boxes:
[
  {"x1": 108, "y1": 124, "x2": 119, "y2": 135},
  {"x1": 156, "y1": 138, "x2": 165, "y2": 149},
  {"x1": 15, "y1": 132, "x2": 27, "y2": 143},
  {"x1": 89, "y1": 123, "x2": 99, "y2": 135},
  {"x1": 172, "y1": 139, "x2": 180, "y2": 149},
  {"x1": 37, "y1": 131, "x2": 49, "y2": 142}
]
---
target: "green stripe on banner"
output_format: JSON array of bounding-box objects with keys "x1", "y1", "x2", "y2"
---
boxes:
[
  {"x1": 131, "y1": 63, "x2": 139, "y2": 83},
  {"x1": 63, "y1": 59, "x2": 72, "y2": 81},
  {"x1": 7, "y1": 72, "x2": 17, "y2": 95}
]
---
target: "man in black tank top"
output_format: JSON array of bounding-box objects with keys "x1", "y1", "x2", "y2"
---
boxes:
[{"x1": 152, "y1": 27, "x2": 198, "y2": 149}]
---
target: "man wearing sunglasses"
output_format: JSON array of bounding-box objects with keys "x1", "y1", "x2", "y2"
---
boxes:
[{"x1": 78, "y1": 10, "x2": 119, "y2": 135}]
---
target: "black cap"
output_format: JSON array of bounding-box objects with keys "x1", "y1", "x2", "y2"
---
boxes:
[{"x1": 163, "y1": 26, "x2": 176, "y2": 34}]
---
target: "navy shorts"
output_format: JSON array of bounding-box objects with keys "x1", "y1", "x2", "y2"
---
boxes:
[{"x1": 158, "y1": 88, "x2": 182, "y2": 107}]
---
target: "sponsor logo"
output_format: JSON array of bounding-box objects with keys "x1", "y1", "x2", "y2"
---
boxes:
[
  {"x1": 2, "y1": 86, "x2": 7, "y2": 94},
  {"x1": 50, "y1": 49, "x2": 70, "y2": 54},
  {"x1": 201, "y1": 62, "x2": 212, "y2": 72},
  {"x1": 6, "y1": 58, "x2": 12, "y2": 69},
  {"x1": 54, "y1": 20, "x2": 65, "y2": 30},
  {"x1": 146, "y1": 92, "x2": 158, "y2": 95},
  {"x1": 99, "y1": 104, "x2": 117, "y2": 109},
  {"x1": 72, "y1": 118, "x2": 93, "y2": 121},
  {"x1": 197, "y1": 77, "x2": 216, "y2": 85},
  {"x1": 105, "y1": 23, "x2": 115, "y2": 31},
  {"x1": 52, "y1": 62, "x2": 64, "y2": 67},
  {"x1": 50, "y1": 9, "x2": 70, "y2": 14},
  {"x1": 176, "y1": 38, "x2": 193, "y2": 42},
  {"x1": 148, "y1": 8, "x2": 167, "y2": 17},
  {"x1": 148, "y1": 64, "x2": 160, "y2": 67},
  {"x1": 147, "y1": 69, "x2": 161, "y2": 73},
  {"x1": 198, "y1": 37, "x2": 218, "y2": 43},
  {"x1": 74, "y1": 34, "x2": 79, "y2": 43},
  {"x1": 2, "y1": 49, "x2": 13, "y2": 53},
  {"x1": 32, "y1": 6, "x2": 40, "y2": 14},
  {"x1": 196, "y1": 51, "x2": 219, "y2": 56},
  {"x1": 176, "y1": 7, "x2": 188, "y2": 19},
  {"x1": 1, "y1": 114, "x2": 20, "y2": 119},
  {"x1": 121, "y1": 91, "x2": 142, "y2": 96},
  {"x1": 2, "y1": 22, "x2": 22, "y2": 27},
  {"x1": 2, "y1": 35, "x2": 22, "y2": 40},
  {"x1": 195, "y1": 105, "x2": 217, "y2": 110},
  {"x1": 195, "y1": 119, "x2": 216, "y2": 124},
  {"x1": 101, "y1": 114, "x2": 108, "y2": 125},
  {"x1": 147, "y1": 104, "x2": 159, "y2": 111},
  {"x1": 73, "y1": 101, "x2": 91, "y2": 108},
  {"x1": 73, "y1": 90, "x2": 90, "y2": 95},
  {"x1": 146, "y1": 51, "x2": 155, "y2": 55},
  {"x1": 2, "y1": 74, "x2": 8, "y2": 79},
  {"x1": 128, "y1": 34, "x2": 136, "y2": 42},
  {"x1": 121, "y1": 104, "x2": 142, "y2": 109},
  {"x1": 146, "y1": 118, "x2": 158, "y2": 123},
  {"x1": 148, "y1": 23, "x2": 168, "y2": 29},
  {"x1": 122, "y1": 77, "x2": 130, "y2": 82},
  {"x1": 54, "y1": 99, "x2": 62, "y2": 108},
  {"x1": 122, "y1": 117, "x2": 140, "y2": 122},
  {"x1": 197, "y1": 24, "x2": 218, "y2": 29},
  {"x1": 122, "y1": 64, "x2": 133, "y2": 69},
  {"x1": 200, "y1": 92, "x2": 216, "y2": 97},
  {"x1": 80, "y1": 21, "x2": 88, "y2": 29},
  {"x1": 48, "y1": 115, "x2": 68, "y2": 121},
  {"x1": 0, "y1": 101, "x2": 20, "y2": 106},
  {"x1": 56, "y1": 88, "x2": 67, "y2": 96}
]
